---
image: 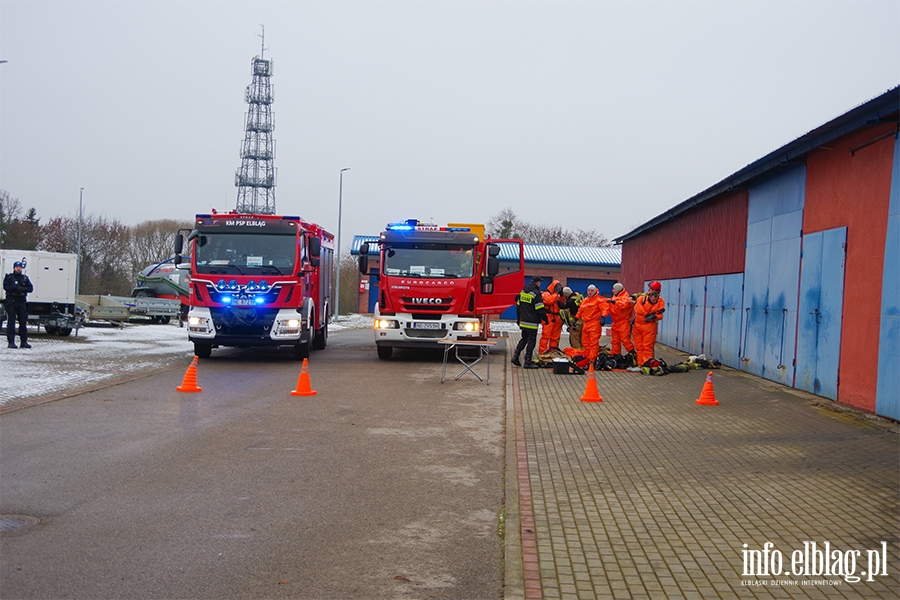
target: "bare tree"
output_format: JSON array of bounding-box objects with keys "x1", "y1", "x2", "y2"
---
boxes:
[
  {"x1": 128, "y1": 219, "x2": 193, "y2": 277},
  {"x1": 487, "y1": 208, "x2": 528, "y2": 240},
  {"x1": 337, "y1": 250, "x2": 361, "y2": 316},
  {"x1": 487, "y1": 208, "x2": 611, "y2": 246},
  {"x1": 40, "y1": 214, "x2": 132, "y2": 295},
  {"x1": 0, "y1": 190, "x2": 41, "y2": 249}
]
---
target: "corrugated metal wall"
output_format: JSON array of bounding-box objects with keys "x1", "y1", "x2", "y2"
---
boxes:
[
  {"x1": 619, "y1": 191, "x2": 748, "y2": 294},
  {"x1": 876, "y1": 135, "x2": 900, "y2": 419}
]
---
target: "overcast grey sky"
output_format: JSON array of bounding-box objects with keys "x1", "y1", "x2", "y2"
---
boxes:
[{"x1": 1, "y1": 0, "x2": 898, "y2": 251}]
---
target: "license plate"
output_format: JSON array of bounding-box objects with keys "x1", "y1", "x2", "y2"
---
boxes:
[
  {"x1": 233, "y1": 295, "x2": 253, "y2": 306},
  {"x1": 412, "y1": 322, "x2": 440, "y2": 330}
]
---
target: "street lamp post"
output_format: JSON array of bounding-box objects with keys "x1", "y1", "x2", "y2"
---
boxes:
[
  {"x1": 335, "y1": 168, "x2": 350, "y2": 321},
  {"x1": 76, "y1": 188, "x2": 83, "y2": 294}
]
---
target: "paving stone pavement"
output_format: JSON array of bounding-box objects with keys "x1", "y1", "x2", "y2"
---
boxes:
[{"x1": 502, "y1": 332, "x2": 899, "y2": 600}]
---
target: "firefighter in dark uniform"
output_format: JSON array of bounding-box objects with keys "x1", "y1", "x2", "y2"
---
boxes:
[
  {"x1": 511, "y1": 275, "x2": 546, "y2": 368},
  {"x1": 4, "y1": 261, "x2": 34, "y2": 349}
]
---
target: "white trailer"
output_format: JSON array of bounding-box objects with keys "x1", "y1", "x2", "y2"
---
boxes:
[{"x1": 0, "y1": 250, "x2": 82, "y2": 336}]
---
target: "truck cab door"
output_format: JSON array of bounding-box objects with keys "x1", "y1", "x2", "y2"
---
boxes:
[{"x1": 475, "y1": 240, "x2": 524, "y2": 315}]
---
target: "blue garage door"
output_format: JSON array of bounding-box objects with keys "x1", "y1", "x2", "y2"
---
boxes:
[
  {"x1": 367, "y1": 271, "x2": 380, "y2": 313},
  {"x1": 656, "y1": 279, "x2": 680, "y2": 348},
  {"x1": 565, "y1": 278, "x2": 614, "y2": 296},
  {"x1": 676, "y1": 277, "x2": 706, "y2": 355},
  {"x1": 704, "y1": 274, "x2": 744, "y2": 368},
  {"x1": 741, "y1": 166, "x2": 805, "y2": 386},
  {"x1": 796, "y1": 227, "x2": 846, "y2": 399}
]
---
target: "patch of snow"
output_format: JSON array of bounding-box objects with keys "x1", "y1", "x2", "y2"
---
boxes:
[
  {"x1": 1, "y1": 322, "x2": 195, "y2": 407},
  {"x1": 1, "y1": 314, "x2": 519, "y2": 409}
]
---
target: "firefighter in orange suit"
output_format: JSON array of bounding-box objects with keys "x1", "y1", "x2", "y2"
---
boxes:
[
  {"x1": 538, "y1": 279, "x2": 563, "y2": 354},
  {"x1": 605, "y1": 282, "x2": 635, "y2": 356},
  {"x1": 633, "y1": 281, "x2": 666, "y2": 366},
  {"x1": 575, "y1": 285, "x2": 609, "y2": 362}
]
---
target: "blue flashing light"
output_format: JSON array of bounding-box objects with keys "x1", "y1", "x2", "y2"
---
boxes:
[
  {"x1": 259, "y1": 280, "x2": 269, "y2": 291},
  {"x1": 386, "y1": 223, "x2": 415, "y2": 231},
  {"x1": 228, "y1": 279, "x2": 239, "y2": 291},
  {"x1": 247, "y1": 280, "x2": 257, "y2": 291},
  {"x1": 254, "y1": 296, "x2": 265, "y2": 305},
  {"x1": 217, "y1": 279, "x2": 227, "y2": 290},
  {"x1": 222, "y1": 295, "x2": 232, "y2": 304}
]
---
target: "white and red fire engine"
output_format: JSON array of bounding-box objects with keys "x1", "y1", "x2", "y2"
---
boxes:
[
  {"x1": 175, "y1": 211, "x2": 334, "y2": 360},
  {"x1": 358, "y1": 219, "x2": 524, "y2": 360}
]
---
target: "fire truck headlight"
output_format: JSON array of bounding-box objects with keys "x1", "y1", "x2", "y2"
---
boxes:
[
  {"x1": 188, "y1": 316, "x2": 203, "y2": 326},
  {"x1": 374, "y1": 319, "x2": 399, "y2": 329},
  {"x1": 453, "y1": 321, "x2": 480, "y2": 332},
  {"x1": 286, "y1": 319, "x2": 301, "y2": 328}
]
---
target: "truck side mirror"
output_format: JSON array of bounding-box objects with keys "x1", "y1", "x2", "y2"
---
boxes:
[
  {"x1": 358, "y1": 243, "x2": 369, "y2": 274},
  {"x1": 486, "y1": 256, "x2": 500, "y2": 277},
  {"x1": 308, "y1": 236, "x2": 321, "y2": 258},
  {"x1": 173, "y1": 234, "x2": 183, "y2": 265},
  {"x1": 487, "y1": 243, "x2": 500, "y2": 257}
]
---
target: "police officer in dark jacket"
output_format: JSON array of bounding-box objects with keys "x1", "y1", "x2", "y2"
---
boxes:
[
  {"x1": 512, "y1": 276, "x2": 546, "y2": 368},
  {"x1": 4, "y1": 261, "x2": 34, "y2": 349}
]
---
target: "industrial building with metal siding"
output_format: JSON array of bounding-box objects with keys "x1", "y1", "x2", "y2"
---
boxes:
[{"x1": 615, "y1": 86, "x2": 899, "y2": 420}]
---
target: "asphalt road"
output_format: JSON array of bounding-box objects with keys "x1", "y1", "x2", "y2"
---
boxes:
[{"x1": 0, "y1": 329, "x2": 507, "y2": 599}]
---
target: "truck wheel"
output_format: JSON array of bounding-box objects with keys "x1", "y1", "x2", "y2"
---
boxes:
[
  {"x1": 377, "y1": 345, "x2": 393, "y2": 360},
  {"x1": 159, "y1": 316, "x2": 171, "y2": 324},
  {"x1": 56, "y1": 327, "x2": 73, "y2": 337},
  {"x1": 194, "y1": 343, "x2": 212, "y2": 359},
  {"x1": 44, "y1": 324, "x2": 59, "y2": 335},
  {"x1": 312, "y1": 322, "x2": 327, "y2": 350}
]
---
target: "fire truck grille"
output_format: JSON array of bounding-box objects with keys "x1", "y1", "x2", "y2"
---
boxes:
[
  {"x1": 403, "y1": 328, "x2": 449, "y2": 339},
  {"x1": 210, "y1": 307, "x2": 279, "y2": 336},
  {"x1": 402, "y1": 304, "x2": 451, "y2": 312}
]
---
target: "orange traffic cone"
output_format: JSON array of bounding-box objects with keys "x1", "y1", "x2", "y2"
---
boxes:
[
  {"x1": 695, "y1": 371, "x2": 719, "y2": 405},
  {"x1": 176, "y1": 356, "x2": 202, "y2": 392},
  {"x1": 580, "y1": 365, "x2": 603, "y2": 402},
  {"x1": 290, "y1": 358, "x2": 318, "y2": 396}
]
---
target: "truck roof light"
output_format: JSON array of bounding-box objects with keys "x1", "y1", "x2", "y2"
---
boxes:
[{"x1": 385, "y1": 219, "x2": 471, "y2": 233}]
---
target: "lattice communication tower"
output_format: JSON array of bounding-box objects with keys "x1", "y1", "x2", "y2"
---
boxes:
[{"x1": 235, "y1": 30, "x2": 276, "y2": 214}]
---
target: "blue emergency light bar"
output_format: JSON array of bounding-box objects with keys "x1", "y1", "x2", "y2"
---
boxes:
[{"x1": 385, "y1": 219, "x2": 471, "y2": 233}]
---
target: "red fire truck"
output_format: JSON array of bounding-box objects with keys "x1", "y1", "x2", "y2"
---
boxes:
[
  {"x1": 174, "y1": 211, "x2": 334, "y2": 360},
  {"x1": 358, "y1": 219, "x2": 524, "y2": 359}
]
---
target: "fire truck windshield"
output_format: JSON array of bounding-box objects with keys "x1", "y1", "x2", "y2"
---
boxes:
[
  {"x1": 194, "y1": 232, "x2": 297, "y2": 275},
  {"x1": 382, "y1": 243, "x2": 474, "y2": 278}
]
